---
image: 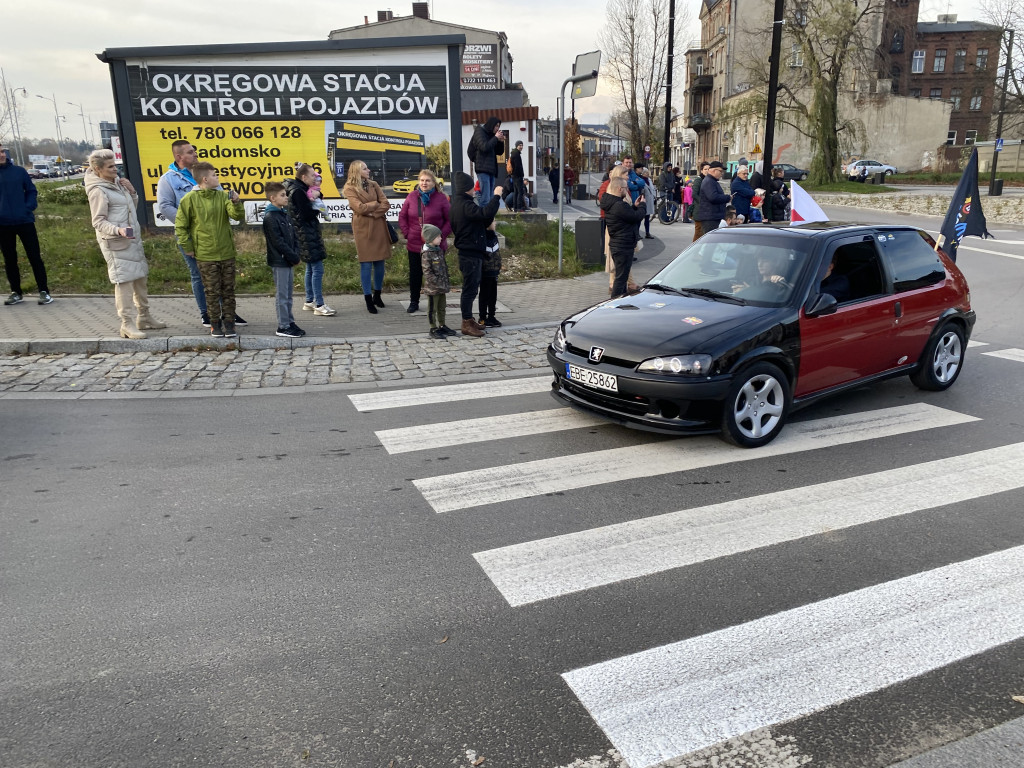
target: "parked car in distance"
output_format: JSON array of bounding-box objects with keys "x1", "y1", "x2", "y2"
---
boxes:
[
  {"x1": 548, "y1": 223, "x2": 974, "y2": 447},
  {"x1": 774, "y1": 163, "x2": 809, "y2": 181},
  {"x1": 844, "y1": 159, "x2": 898, "y2": 180},
  {"x1": 392, "y1": 177, "x2": 445, "y2": 194},
  {"x1": 27, "y1": 169, "x2": 45, "y2": 179}
]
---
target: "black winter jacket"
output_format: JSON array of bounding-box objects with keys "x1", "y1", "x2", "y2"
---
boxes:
[
  {"x1": 450, "y1": 172, "x2": 501, "y2": 257},
  {"x1": 286, "y1": 178, "x2": 327, "y2": 263},
  {"x1": 510, "y1": 148, "x2": 524, "y2": 179},
  {"x1": 263, "y1": 204, "x2": 300, "y2": 268},
  {"x1": 698, "y1": 174, "x2": 731, "y2": 223},
  {"x1": 471, "y1": 117, "x2": 505, "y2": 177},
  {"x1": 599, "y1": 192, "x2": 645, "y2": 253}
]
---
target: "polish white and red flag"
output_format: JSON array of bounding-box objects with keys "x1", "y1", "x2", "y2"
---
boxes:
[{"x1": 790, "y1": 181, "x2": 829, "y2": 225}]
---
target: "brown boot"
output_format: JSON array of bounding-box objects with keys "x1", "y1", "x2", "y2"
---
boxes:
[
  {"x1": 136, "y1": 312, "x2": 167, "y2": 330},
  {"x1": 460, "y1": 318, "x2": 485, "y2": 337},
  {"x1": 120, "y1": 320, "x2": 147, "y2": 339}
]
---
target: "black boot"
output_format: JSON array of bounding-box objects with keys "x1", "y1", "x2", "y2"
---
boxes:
[
  {"x1": 364, "y1": 294, "x2": 378, "y2": 314},
  {"x1": 372, "y1": 289, "x2": 385, "y2": 308}
]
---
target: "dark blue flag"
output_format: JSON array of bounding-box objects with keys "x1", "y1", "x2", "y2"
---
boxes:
[{"x1": 937, "y1": 147, "x2": 991, "y2": 262}]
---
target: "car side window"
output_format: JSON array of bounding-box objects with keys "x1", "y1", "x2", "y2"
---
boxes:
[
  {"x1": 881, "y1": 230, "x2": 945, "y2": 292},
  {"x1": 822, "y1": 239, "x2": 886, "y2": 303}
]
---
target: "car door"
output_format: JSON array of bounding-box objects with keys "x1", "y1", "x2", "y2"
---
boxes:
[
  {"x1": 878, "y1": 229, "x2": 948, "y2": 364},
  {"x1": 795, "y1": 235, "x2": 896, "y2": 396}
]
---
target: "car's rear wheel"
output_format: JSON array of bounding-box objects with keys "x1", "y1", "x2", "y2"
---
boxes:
[
  {"x1": 721, "y1": 362, "x2": 791, "y2": 448},
  {"x1": 799, "y1": 173, "x2": 808, "y2": 180},
  {"x1": 910, "y1": 323, "x2": 965, "y2": 391}
]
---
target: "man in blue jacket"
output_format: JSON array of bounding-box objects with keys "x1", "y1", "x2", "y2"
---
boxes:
[
  {"x1": 697, "y1": 161, "x2": 731, "y2": 236},
  {"x1": 0, "y1": 145, "x2": 52, "y2": 305}
]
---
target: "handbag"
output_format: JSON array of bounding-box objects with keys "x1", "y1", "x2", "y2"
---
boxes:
[{"x1": 387, "y1": 220, "x2": 400, "y2": 244}]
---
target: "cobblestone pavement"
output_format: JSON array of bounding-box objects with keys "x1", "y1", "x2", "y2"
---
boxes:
[{"x1": 0, "y1": 326, "x2": 557, "y2": 398}]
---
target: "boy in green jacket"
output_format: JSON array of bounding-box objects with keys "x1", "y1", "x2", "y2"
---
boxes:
[{"x1": 175, "y1": 162, "x2": 245, "y2": 337}]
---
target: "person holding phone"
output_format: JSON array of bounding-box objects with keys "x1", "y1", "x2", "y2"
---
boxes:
[{"x1": 85, "y1": 148, "x2": 166, "y2": 339}]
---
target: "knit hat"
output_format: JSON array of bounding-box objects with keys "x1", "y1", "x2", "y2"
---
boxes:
[{"x1": 421, "y1": 223, "x2": 442, "y2": 243}]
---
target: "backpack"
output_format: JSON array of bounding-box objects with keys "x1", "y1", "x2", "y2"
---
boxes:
[{"x1": 467, "y1": 137, "x2": 478, "y2": 164}]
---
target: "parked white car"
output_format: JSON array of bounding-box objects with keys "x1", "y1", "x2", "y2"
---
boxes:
[{"x1": 844, "y1": 159, "x2": 898, "y2": 180}]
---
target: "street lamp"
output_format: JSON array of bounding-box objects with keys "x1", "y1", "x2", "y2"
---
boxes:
[
  {"x1": 67, "y1": 101, "x2": 93, "y2": 148},
  {"x1": 3, "y1": 85, "x2": 28, "y2": 166},
  {"x1": 37, "y1": 93, "x2": 70, "y2": 174}
]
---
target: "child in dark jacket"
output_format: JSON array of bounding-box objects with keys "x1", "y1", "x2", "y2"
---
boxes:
[
  {"x1": 421, "y1": 223, "x2": 453, "y2": 339},
  {"x1": 262, "y1": 181, "x2": 305, "y2": 338},
  {"x1": 478, "y1": 222, "x2": 502, "y2": 327}
]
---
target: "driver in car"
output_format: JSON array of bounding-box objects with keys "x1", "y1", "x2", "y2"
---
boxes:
[{"x1": 732, "y1": 254, "x2": 789, "y2": 294}]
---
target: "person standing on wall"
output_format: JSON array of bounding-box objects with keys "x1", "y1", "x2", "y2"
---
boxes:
[
  {"x1": 509, "y1": 140, "x2": 527, "y2": 212},
  {"x1": 0, "y1": 144, "x2": 52, "y2": 306},
  {"x1": 157, "y1": 140, "x2": 246, "y2": 327},
  {"x1": 470, "y1": 117, "x2": 504, "y2": 204},
  {"x1": 343, "y1": 160, "x2": 393, "y2": 315}
]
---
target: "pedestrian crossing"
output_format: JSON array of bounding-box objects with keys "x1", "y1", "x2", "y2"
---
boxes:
[{"x1": 347, "y1": 346, "x2": 1024, "y2": 768}]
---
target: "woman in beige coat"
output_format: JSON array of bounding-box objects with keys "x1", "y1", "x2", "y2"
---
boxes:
[
  {"x1": 342, "y1": 160, "x2": 393, "y2": 314},
  {"x1": 85, "y1": 149, "x2": 166, "y2": 339}
]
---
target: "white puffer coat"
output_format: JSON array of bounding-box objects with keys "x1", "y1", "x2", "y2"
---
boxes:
[{"x1": 85, "y1": 170, "x2": 148, "y2": 284}]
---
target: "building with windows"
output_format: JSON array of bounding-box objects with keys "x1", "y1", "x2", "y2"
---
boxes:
[{"x1": 905, "y1": 16, "x2": 1003, "y2": 146}]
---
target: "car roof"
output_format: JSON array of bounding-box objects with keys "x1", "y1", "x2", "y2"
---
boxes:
[{"x1": 711, "y1": 222, "x2": 918, "y2": 238}]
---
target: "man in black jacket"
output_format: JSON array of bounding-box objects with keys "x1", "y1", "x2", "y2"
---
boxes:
[
  {"x1": 470, "y1": 116, "x2": 505, "y2": 205},
  {"x1": 697, "y1": 161, "x2": 731, "y2": 236},
  {"x1": 450, "y1": 171, "x2": 503, "y2": 337},
  {"x1": 509, "y1": 140, "x2": 527, "y2": 211},
  {"x1": 599, "y1": 178, "x2": 646, "y2": 298}
]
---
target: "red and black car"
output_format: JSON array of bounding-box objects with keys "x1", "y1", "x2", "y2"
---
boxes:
[{"x1": 548, "y1": 223, "x2": 975, "y2": 447}]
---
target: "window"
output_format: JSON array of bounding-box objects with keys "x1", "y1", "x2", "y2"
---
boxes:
[
  {"x1": 790, "y1": 43, "x2": 804, "y2": 67},
  {"x1": 912, "y1": 50, "x2": 925, "y2": 73},
  {"x1": 696, "y1": 57, "x2": 704, "y2": 75},
  {"x1": 933, "y1": 48, "x2": 946, "y2": 72},
  {"x1": 850, "y1": 68, "x2": 859, "y2": 91},
  {"x1": 910, "y1": 87, "x2": 921, "y2": 98},
  {"x1": 883, "y1": 231, "x2": 945, "y2": 293},
  {"x1": 970, "y1": 87, "x2": 983, "y2": 110},
  {"x1": 946, "y1": 131, "x2": 956, "y2": 146},
  {"x1": 930, "y1": 87, "x2": 942, "y2": 100},
  {"x1": 794, "y1": 5, "x2": 808, "y2": 26},
  {"x1": 953, "y1": 48, "x2": 967, "y2": 72},
  {"x1": 890, "y1": 65, "x2": 901, "y2": 94},
  {"x1": 965, "y1": 130, "x2": 977, "y2": 145},
  {"x1": 950, "y1": 88, "x2": 962, "y2": 111},
  {"x1": 976, "y1": 48, "x2": 989, "y2": 69},
  {"x1": 891, "y1": 28, "x2": 905, "y2": 53}
]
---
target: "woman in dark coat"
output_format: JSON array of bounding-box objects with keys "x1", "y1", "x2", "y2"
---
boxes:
[
  {"x1": 289, "y1": 164, "x2": 333, "y2": 315},
  {"x1": 599, "y1": 177, "x2": 646, "y2": 299}
]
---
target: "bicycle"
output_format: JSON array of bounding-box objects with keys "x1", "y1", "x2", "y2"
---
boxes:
[{"x1": 655, "y1": 195, "x2": 680, "y2": 225}]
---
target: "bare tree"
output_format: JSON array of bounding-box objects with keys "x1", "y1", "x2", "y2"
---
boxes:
[
  {"x1": 981, "y1": 0, "x2": 1023, "y2": 138},
  {"x1": 723, "y1": 0, "x2": 887, "y2": 183},
  {"x1": 598, "y1": 0, "x2": 689, "y2": 160}
]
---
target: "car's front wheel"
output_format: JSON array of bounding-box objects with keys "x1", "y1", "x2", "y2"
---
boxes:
[
  {"x1": 721, "y1": 362, "x2": 791, "y2": 448},
  {"x1": 910, "y1": 323, "x2": 965, "y2": 391}
]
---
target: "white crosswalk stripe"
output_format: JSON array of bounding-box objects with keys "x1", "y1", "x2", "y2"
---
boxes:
[
  {"x1": 348, "y1": 375, "x2": 550, "y2": 412},
  {"x1": 562, "y1": 544, "x2": 1024, "y2": 768},
  {"x1": 476, "y1": 442, "x2": 1024, "y2": 606},
  {"x1": 982, "y1": 347, "x2": 1024, "y2": 363},
  {"x1": 414, "y1": 403, "x2": 978, "y2": 513}
]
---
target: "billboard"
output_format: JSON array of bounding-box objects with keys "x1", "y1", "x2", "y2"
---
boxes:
[
  {"x1": 461, "y1": 43, "x2": 498, "y2": 90},
  {"x1": 100, "y1": 40, "x2": 463, "y2": 227}
]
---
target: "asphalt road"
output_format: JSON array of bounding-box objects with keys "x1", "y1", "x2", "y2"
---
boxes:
[{"x1": 2, "y1": 209, "x2": 1024, "y2": 768}]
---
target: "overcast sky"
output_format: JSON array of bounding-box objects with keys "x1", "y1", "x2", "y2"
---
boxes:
[{"x1": 1, "y1": 0, "x2": 980, "y2": 146}]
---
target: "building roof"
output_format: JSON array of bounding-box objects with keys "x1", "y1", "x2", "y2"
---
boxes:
[
  {"x1": 329, "y1": 16, "x2": 508, "y2": 42},
  {"x1": 461, "y1": 106, "x2": 539, "y2": 126},
  {"x1": 917, "y1": 20, "x2": 1003, "y2": 35}
]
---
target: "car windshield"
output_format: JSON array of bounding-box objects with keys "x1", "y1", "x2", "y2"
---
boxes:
[{"x1": 646, "y1": 233, "x2": 813, "y2": 307}]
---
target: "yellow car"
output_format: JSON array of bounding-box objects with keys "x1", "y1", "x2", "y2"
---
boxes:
[{"x1": 392, "y1": 177, "x2": 444, "y2": 194}]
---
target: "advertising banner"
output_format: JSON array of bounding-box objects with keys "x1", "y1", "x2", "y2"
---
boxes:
[
  {"x1": 461, "y1": 44, "x2": 498, "y2": 90},
  {"x1": 112, "y1": 50, "x2": 456, "y2": 227}
]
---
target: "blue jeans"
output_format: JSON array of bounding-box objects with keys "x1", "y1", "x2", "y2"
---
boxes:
[
  {"x1": 304, "y1": 260, "x2": 324, "y2": 306},
  {"x1": 272, "y1": 266, "x2": 294, "y2": 328},
  {"x1": 178, "y1": 244, "x2": 207, "y2": 314},
  {"x1": 476, "y1": 172, "x2": 495, "y2": 205},
  {"x1": 360, "y1": 260, "x2": 385, "y2": 294}
]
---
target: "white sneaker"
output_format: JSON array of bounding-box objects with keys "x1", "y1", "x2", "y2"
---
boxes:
[
  {"x1": 313, "y1": 304, "x2": 337, "y2": 316},
  {"x1": 302, "y1": 301, "x2": 316, "y2": 311}
]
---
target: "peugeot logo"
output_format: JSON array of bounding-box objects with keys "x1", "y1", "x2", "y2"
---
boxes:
[{"x1": 589, "y1": 346, "x2": 605, "y2": 363}]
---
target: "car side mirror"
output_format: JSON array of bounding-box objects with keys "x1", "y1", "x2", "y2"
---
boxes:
[{"x1": 806, "y1": 293, "x2": 838, "y2": 317}]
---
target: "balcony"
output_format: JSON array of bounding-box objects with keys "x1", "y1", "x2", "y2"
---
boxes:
[
  {"x1": 690, "y1": 74, "x2": 714, "y2": 91},
  {"x1": 687, "y1": 113, "x2": 712, "y2": 130}
]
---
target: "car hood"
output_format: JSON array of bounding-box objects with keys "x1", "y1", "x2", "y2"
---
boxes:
[{"x1": 564, "y1": 291, "x2": 775, "y2": 360}]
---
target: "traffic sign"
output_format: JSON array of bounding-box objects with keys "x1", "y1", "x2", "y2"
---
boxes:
[
  {"x1": 996, "y1": 138, "x2": 1004, "y2": 153},
  {"x1": 644, "y1": 145, "x2": 652, "y2": 152},
  {"x1": 753, "y1": 143, "x2": 762, "y2": 154}
]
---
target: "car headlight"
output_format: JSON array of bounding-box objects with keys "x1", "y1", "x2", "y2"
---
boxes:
[
  {"x1": 552, "y1": 325, "x2": 567, "y2": 353},
  {"x1": 637, "y1": 354, "x2": 713, "y2": 375}
]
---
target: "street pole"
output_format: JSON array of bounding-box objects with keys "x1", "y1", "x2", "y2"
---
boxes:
[
  {"x1": 988, "y1": 28, "x2": 1014, "y2": 196},
  {"x1": 663, "y1": 0, "x2": 675, "y2": 165},
  {"x1": 67, "y1": 101, "x2": 91, "y2": 148},
  {"x1": 761, "y1": 0, "x2": 785, "y2": 223},
  {"x1": 37, "y1": 93, "x2": 68, "y2": 173}
]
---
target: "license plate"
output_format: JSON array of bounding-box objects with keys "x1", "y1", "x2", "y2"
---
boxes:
[{"x1": 566, "y1": 363, "x2": 618, "y2": 392}]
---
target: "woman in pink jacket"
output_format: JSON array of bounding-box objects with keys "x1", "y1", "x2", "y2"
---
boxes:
[{"x1": 398, "y1": 169, "x2": 451, "y2": 313}]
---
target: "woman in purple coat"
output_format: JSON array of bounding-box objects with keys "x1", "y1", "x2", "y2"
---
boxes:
[{"x1": 398, "y1": 169, "x2": 451, "y2": 313}]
